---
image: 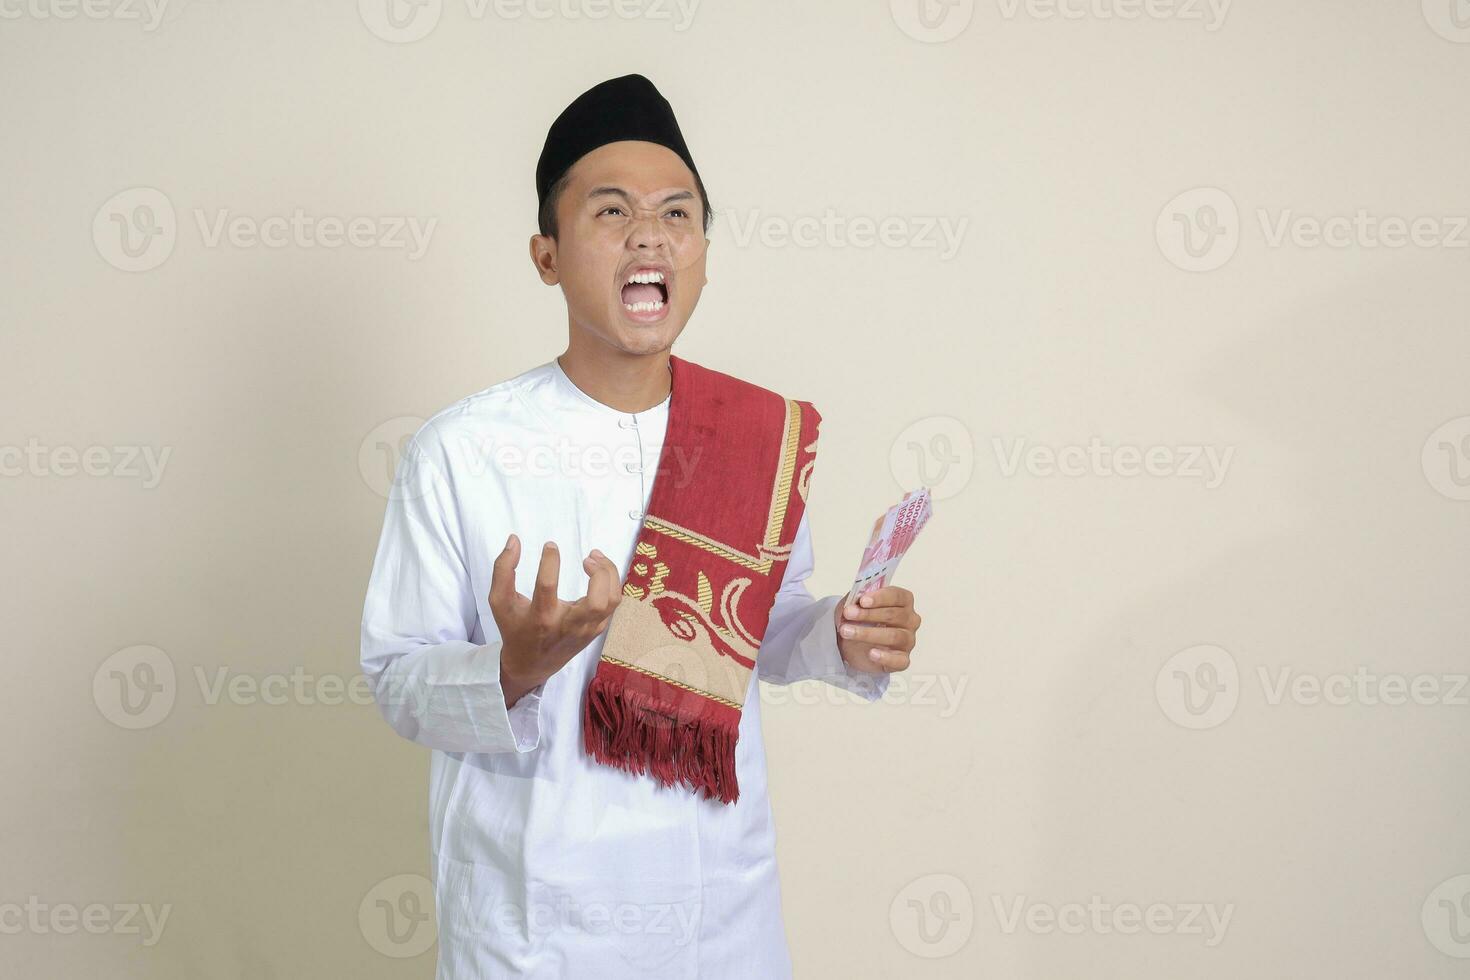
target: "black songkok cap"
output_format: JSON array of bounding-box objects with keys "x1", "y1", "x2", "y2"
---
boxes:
[{"x1": 535, "y1": 74, "x2": 703, "y2": 213}]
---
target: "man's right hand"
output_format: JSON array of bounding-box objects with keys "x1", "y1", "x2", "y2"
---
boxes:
[{"x1": 489, "y1": 534, "x2": 623, "y2": 707}]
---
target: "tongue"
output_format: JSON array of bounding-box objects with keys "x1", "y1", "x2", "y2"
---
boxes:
[{"x1": 621, "y1": 283, "x2": 662, "y2": 305}]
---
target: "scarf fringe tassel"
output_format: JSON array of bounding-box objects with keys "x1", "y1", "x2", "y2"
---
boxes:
[{"x1": 583, "y1": 671, "x2": 740, "y2": 805}]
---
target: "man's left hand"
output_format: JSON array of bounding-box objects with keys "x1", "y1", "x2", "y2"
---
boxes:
[{"x1": 834, "y1": 586, "x2": 921, "y2": 673}]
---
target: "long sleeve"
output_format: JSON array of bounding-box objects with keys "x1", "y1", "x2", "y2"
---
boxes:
[
  {"x1": 756, "y1": 511, "x2": 890, "y2": 702},
  {"x1": 360, "y1": 428, "x2": 543, "y2": 754}
]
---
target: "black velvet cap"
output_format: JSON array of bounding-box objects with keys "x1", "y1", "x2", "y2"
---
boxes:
[{"x1": 535, "y1": 74, "x2": 702, "y2": 213}]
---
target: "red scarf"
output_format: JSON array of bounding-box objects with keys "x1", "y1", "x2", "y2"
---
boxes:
[{"x1": 582, "y1": 354, "x2": 820, "y2": 804}]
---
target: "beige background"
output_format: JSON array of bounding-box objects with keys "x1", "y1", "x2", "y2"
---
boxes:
[{"x1": 3, "y1": 1, "x2": 1469, "y2": 977}]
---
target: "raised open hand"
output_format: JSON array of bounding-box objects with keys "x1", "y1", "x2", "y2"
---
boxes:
[{"x1": 489, "y1": 534, "x2": 623, "y2": 706}]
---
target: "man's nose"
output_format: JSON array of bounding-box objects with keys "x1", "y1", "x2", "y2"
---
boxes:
[{"x1": 628, "y1": 211, "x2": 667, "y2": 249}]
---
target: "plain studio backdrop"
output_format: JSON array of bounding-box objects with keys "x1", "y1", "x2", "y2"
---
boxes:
[{"x1": 3, "y1": 2, "x2": 1469, "y2": 977}]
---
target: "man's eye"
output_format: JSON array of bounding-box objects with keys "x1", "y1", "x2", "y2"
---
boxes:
[
  {"x1": 599, "y1": 206, "x2": 626, "y2": 217},
  {"x1": 666, "y1": 209, "x2": 688, "y2": 219}
]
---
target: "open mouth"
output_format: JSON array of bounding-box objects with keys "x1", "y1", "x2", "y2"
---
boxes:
[{"x1": 620, "y1": 268, "x2": 670, "y2": 316}]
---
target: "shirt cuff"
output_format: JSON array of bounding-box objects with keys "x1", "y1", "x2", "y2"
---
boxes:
[
  {"x1": 374, "y1": 639, "x2": 545, "y2": 755},
  {"x1": 803, "y1": 595, "x2": 891, "y2": 703},
  {"x1": 505, "y1": 681, "x2": 544, "y2": 752},
  {"x1": 473, "y1": 641, "x2": 543, "y2": 754}
]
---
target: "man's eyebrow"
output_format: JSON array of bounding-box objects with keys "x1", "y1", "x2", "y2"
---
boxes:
[{"x1": 586, "y1": 186, "x2": 696, "y2": 206}]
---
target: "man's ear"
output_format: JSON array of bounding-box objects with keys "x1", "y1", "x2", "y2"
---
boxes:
[{"x1": 529, "y1": 233, "x2": 559, "y2": 285}]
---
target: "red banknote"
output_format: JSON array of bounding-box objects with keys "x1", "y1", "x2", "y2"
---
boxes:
[{"x1": 848, "y1": 488, "x2": 934, "y2": 601}]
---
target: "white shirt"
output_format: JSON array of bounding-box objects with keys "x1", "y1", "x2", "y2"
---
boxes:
[{"x1": 360, "y1": 357, "x2": 887, "y2": 980}]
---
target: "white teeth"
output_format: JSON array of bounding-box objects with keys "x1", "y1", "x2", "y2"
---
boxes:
[{"x1": 623, "y1": 269, "x2": 666, "y2": 315}]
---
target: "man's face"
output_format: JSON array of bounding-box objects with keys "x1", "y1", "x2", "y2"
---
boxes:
[{"x1": 531, "y1": 140, "x2": 709, "y2": 357}]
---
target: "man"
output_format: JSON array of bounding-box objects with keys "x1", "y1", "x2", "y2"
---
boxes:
[{"x1": 360, "y1": 73, "x2": 922, "y2": 979}]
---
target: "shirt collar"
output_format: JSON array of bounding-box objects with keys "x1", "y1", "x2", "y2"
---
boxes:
[{"x1": 549, "y1": 355, "x2": 672, "y2": 418}]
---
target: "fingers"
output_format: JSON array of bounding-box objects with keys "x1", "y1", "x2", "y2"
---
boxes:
[
  {"x1": 865, "y1": 648, "x2": 911, "y2": 673},
  {"x1": 529, "y1": 541, "x2": 561, "y2": 622},
  {"x1": 856, "y1": 586, "x2": 914, "y2": 610},
  {"x1": 838, "y1": 622, "x2": 914, "y2": 652},
  {"x1": 488, "y1": 533, "x2": 522, "y2": 614},
  {"x1": 840, "y1": 590, "x2": 920, "y2": 663},
  {"x1": 841, "y1": 600, "x2": 921, "y2": 630},
  {"x1": 581, "y1": 551, "x2": 608, "y2": 608},
  {"x1": 577, "y1": 549, "x2": 622, "y2": 620}
]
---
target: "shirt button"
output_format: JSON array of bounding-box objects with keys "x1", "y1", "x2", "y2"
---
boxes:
[
  {"x1": 618, "y1": 417, "x2": 637, "y2": 429},
  {"x1": 627, "y1": 509, "x2": 643, "y2": 520}
]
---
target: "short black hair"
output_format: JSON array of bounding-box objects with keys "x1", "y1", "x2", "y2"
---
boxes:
[{"x1": 537, "y1": 169, "x2": 714, "y2": 240}]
